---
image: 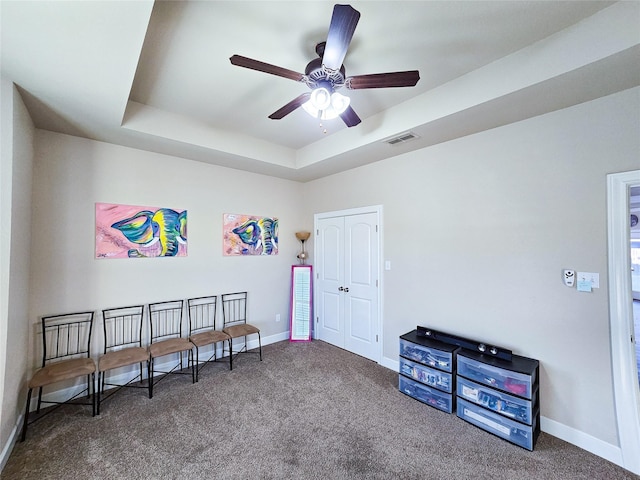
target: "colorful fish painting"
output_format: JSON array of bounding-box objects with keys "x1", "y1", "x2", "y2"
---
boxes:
[
  {"x1": 223, "y1": 213, "x2": 278, "y2": 256},
  {"x1": 96, "y1": 203, "x2": 187, "y2": 259}
]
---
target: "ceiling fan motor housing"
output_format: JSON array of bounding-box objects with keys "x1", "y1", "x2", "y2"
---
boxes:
[{"x1": 305, "y1": 57, "x2": 346, "y2": 91}]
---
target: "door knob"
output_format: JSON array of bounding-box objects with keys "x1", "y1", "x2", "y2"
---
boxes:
[
  {"x1": 338, "y1": 286, "x2": 344, "y2": 291},
  {"x1": 344, "y1": 287, "x2": 349, "y2": 292}
]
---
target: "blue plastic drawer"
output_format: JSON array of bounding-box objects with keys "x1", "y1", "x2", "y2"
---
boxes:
[
  {"x1": 457, "y1": 398, "x2": 538, "y2": 450},
  {"x1": 457, "y1": 354, "x2": 534, "y2": 399},
  {"x1": 400, "y1": 357, "x2": 453, "y2": 393},
  {"x1": 457, "y1": 377, "x2": 534, "y2": 425},
  {"x1": 399, "y1": 339, "x2": 454, "y2": 372},
  {"x1": 399, "y1": 375, "x2": 453, "y2": 413}
]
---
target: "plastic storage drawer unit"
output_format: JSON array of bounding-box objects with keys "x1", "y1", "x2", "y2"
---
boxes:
[
  {"x1": 399, "y1": 375, "x2": 453, "y2": 413},
  {"x1": 457, "y1": 376, "x2": 533, "y2": 424},
  {"x1": 457, "y1": 398, "x2": 539, "y2": 450}
]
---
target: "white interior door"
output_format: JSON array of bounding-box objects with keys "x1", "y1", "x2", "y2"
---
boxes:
[
  {"x1": 315, "y1": 208, "x2": 380, "y2": 362},
  {"x1": 316, "y1": 216, "x2": 344, "y2": 348},
  {"x1": 344, "y1": 213, "x2": 379, "y2": 359}
]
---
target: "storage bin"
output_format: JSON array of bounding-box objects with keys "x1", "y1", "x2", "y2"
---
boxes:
[
  {"x1": 457, "y1": 376, "x2": 533, "y2": 424},
  {"x1": 400, "y1": 357, "x2": 453, "y2": 393},
  {"x1": 399, "y1": 375, "x2": 453, "y2": 413},
  {"x1": 457, "y1": 398, "x2": 538, "y2": 450},
  {"x1": 457, "y1": 353, "x2": 535, "y2": 399},
  {"x1": 399, "y1": 338, "x2": 454, "y2": 373}
]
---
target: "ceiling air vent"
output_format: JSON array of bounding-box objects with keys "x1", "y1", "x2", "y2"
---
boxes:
[{"x1": 384, "y1": 131, "x2": 419, "y2": 146}]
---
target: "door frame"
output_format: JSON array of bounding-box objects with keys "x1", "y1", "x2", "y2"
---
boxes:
[
  {"x1": 313, "y1": 205, "x2": 383, "y2": 364},
  {"x1": 607, "y1": 170, "x2": 640, "y2": 475}
]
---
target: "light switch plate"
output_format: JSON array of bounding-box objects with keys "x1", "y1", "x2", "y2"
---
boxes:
[{"x1": 577, "y1": 272, "x2": 599, "y2": 288}]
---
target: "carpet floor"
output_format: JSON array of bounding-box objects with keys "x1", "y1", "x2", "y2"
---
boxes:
[{"x1": 2, "y1": 340, "x2": 637, "y2": 479}]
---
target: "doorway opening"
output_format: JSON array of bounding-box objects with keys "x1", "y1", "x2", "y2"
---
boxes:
[
  {"x1": 607, "y1": 170, "x2": 640, "y2": 475},
  {"x1": 630, "y1": 186, "x2": 640, "y2": 385}
]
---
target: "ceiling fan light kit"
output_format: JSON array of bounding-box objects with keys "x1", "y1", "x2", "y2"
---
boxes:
[{"x1": 229, "y1": 4, "x2": 420, "y2": 128}]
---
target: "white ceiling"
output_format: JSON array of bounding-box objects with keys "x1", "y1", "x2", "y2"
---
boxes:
[{"x1": 2, "y1": 1, "x2": 639, "y2": 181}]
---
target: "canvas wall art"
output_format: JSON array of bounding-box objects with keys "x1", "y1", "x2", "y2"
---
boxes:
[
  {"x1": 223, "y1": 213, "x2": 278, "y2": 256},
  {"x1": 96, "y1": 202, "x2": 187, "y2": 259}
]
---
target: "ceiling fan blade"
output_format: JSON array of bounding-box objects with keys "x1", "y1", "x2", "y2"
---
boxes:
[
  {"x1": 346, "y1": 71, "x2": 420, "y2": 89},
  {"x1": 268, "y1": 93, "x2": 312, "y2": 120},
  {"x1": 322, "y1": 4, "x2": 360, "y2": 71},
  {"x1": 340, "y1": 105, "x2": 361, "y2": 127},
  {"x1": 230, "y1": 55, "x2": 304, "y2": 82}
]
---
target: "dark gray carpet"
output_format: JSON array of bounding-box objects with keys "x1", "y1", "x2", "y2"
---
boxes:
[{"x1": 3, "y1": 340, "x2": 637, "y2": 479}]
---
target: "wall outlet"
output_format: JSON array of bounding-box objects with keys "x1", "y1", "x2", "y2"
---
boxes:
[{"x1": 275, "y1": 313, "x2": 281, "y2": 322}]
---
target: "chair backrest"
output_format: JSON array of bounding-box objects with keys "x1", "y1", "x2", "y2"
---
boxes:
[
  {"x1": 221, "y1": 292, "x2": 248, "y2": 328},
  {"x1": 102, "y1": 305, "x2": 145, "y2": 353},
  {"x1": 148, "y1": 300, "x2": 184, "y2": 343},
  {"x1": 187, "y1": 296, "x2": 218, "y2": 335},
  {"x1": 40, "y1": 311, "x2": 94, "y2": 367}
]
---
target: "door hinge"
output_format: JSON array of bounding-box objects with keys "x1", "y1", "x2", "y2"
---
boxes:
[
  {"x1": 317, "y1": 229, "x2": 319, "y2": 235},
  {"x1": 376, "y1": 225, "x2": 378, "y2": 232},
  {"x1": 376, "y1": 335, "x2": 378, "y2": 342},
  {"x1": 376, "y1": 279, "x2": 378, "y2": 287}
]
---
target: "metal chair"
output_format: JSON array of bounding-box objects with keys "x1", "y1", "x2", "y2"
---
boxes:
[
  {"x1": 221, "y1": 292, "x2": 262, "y2": 370},
  {"x1": 187, "y1": 295, "x2": 231, "y2": 381},
  {"x1": 21, "y1": 311, "x2": 96, "y2": 441},
  {"x1": 97, "y1": 305, "x2": 149, "y2": 414},
  {"x1": 147, "y1": 300, "x2": 195, "y2": 398}
]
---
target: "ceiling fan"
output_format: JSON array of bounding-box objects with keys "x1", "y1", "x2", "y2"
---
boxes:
[{"x1": 230, "y1": 4, "x2": 420, "y2": 128}]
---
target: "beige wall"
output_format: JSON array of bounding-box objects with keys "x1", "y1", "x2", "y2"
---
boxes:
[
  {"x1": 0, "y1": 80, "x2": 34, "y2": 459},
  {"x1": 29, "y1": 130, "x2": 305, "y2": 346},
  {"x1": 303, "y1": 87, "x2": 640, "y2": 446}
]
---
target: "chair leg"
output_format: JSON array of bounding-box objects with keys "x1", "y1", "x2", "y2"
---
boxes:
[
  {"x1": 91, "y1": 372, "x2": 96, "y2": 417},
  {"x1": 21, "y1": 388, "x2": 32, "y2": 442},
  {"x1": 97, "y1": 371, "x2": 102, "y2": 416},
  {"x1": 190, "y1": 350, "x2": 195, "y2": 384},
  {"x1": 148, "y1": 358, "x2": 153, "y2": 399},
  {"x1": 229, "y1": 338, "x2": 233, "y2": 371},
  {"x1": 194, "y1": 346, "x2": 200, "y2": 382},
  {"x1": 36, "y1": 387, "x2": 43, "y2": 413},
  {"x1": 258, "y1": 332, "x2": 263, "y2": 361}
]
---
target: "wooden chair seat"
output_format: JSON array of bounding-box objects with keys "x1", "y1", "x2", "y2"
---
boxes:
[
  {"x1": 98, "y1": 347, "x2": 149, "y2": 372},
  {"x1": 28, "y1": 358, "x2": 96, "y2": 389},
  {"x1": 149, "y1": 338, "x2": 194, "y2": 359},
  {"x1": 223, "y1": 323, "x2": 259, "y2": 338},
  {"x1": 190, "y1": 330, "x2": 230, "y2": 348}
]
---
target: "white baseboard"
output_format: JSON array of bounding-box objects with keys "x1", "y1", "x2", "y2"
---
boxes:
[
  {"x1": 0, "y1": 414, "x2": 22, "y2": 473},
  {"x1": 380, "y1": 355, "x2": 625, "y2": 470},
  {"x1": 540, "y1": 416, "x2": 624, "y2": 468}
]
